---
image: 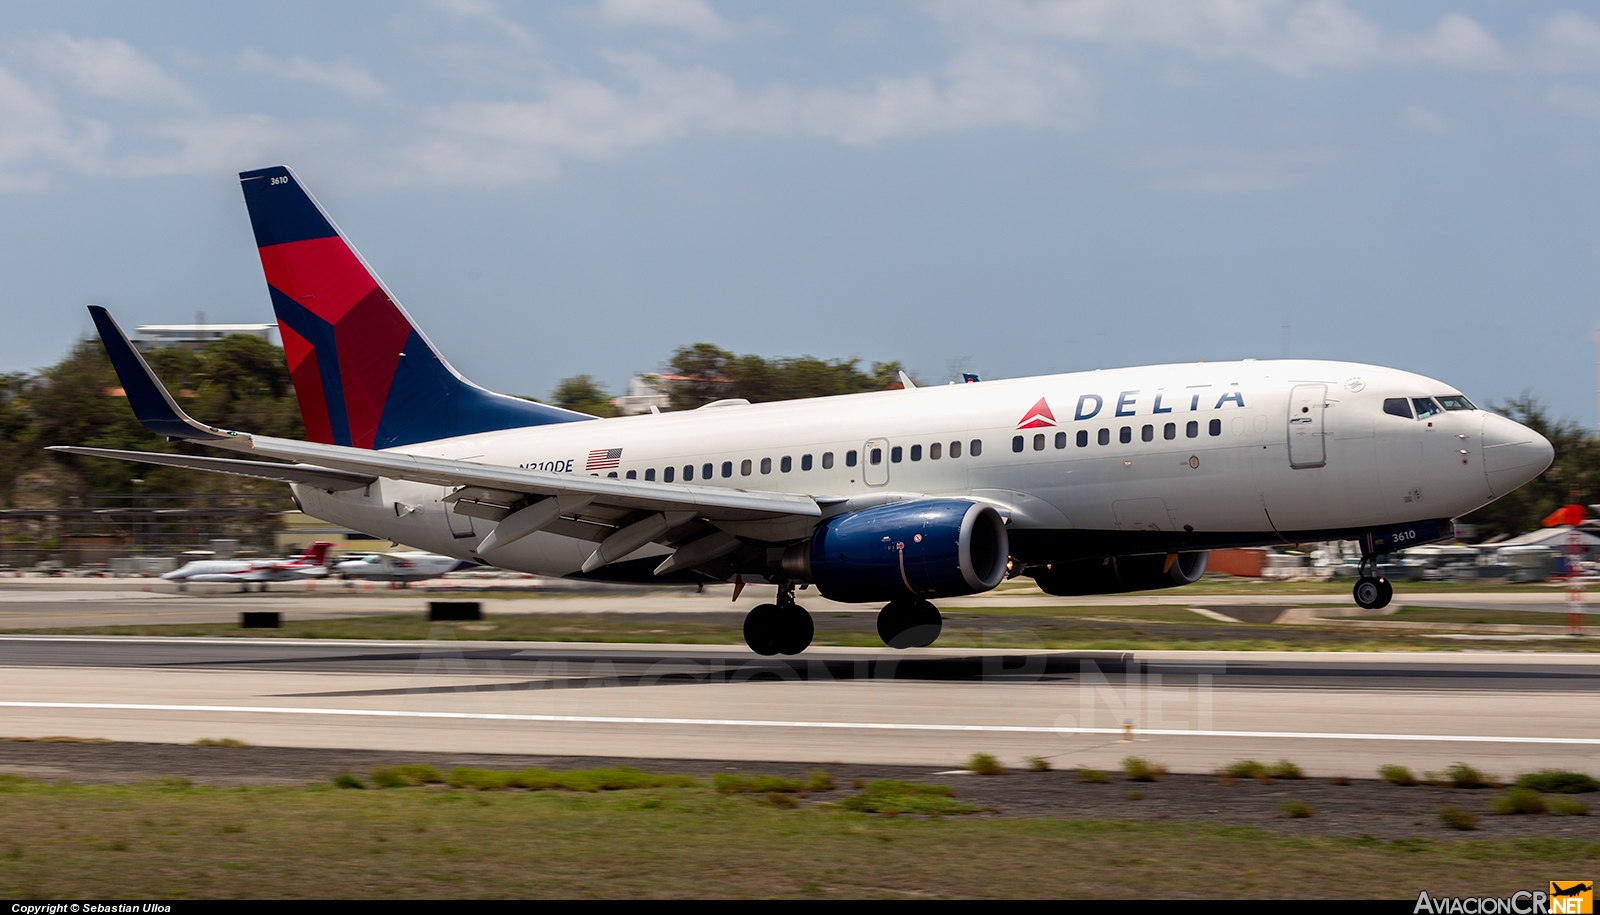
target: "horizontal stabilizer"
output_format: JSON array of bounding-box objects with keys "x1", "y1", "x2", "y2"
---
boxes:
[{"x1": 48, "y1": 446, "x2": 376, "y2": 491}]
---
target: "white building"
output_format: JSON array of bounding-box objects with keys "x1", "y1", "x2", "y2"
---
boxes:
[{"x1": 130, "y1": 323, "x2": 278, "y2": 352}]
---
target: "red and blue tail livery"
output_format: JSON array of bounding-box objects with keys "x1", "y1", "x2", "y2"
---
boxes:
[{"x1": 238, "y1": 166, "x2": 591, "y2": 449}]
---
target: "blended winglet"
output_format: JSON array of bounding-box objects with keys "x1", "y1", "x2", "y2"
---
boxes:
[{"x1": 87, "y1": 305, "x2": 238, "y2": 443}]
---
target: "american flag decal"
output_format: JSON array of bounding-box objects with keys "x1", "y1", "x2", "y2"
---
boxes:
[{"x1": 586, "y1": 448, "x2": 623, "y2": 470}]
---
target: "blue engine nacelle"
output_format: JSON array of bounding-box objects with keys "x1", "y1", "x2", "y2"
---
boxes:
[{"x1": 791, "y1": 499, "x2": 1010, "y2": 604}]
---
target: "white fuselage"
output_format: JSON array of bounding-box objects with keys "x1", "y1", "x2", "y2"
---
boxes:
[{"x1": 291, "y1": 359, "x2": 1551, "y2": 583}]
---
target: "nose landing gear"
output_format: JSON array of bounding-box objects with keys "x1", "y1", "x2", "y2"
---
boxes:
[
  {"x1": 1352, "y1": 553, "x2": 1393, "y2": 610},
  {"x1": 742, "y1": 584, "x2": 814, "y2": 656}
]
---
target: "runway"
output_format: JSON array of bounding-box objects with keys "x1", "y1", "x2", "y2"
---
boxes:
[
  {"x1": 0, "y1": 576, "x2": 1593, "y2": 629},
  {"x1": 3, "y1": 635, "x2": 1598, "y2": 777}
]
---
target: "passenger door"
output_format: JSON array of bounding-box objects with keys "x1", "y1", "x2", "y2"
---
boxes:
[{"x1": 1288, "y1": 384, "x2": 1327, "y2": 469}]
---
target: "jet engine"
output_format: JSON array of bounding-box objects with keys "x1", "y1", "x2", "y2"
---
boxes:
[
  {"x1": 784, "y1": 499, "x2": 1009, "y2": 604},
  {"x1": 1029, "y1": 551, "x2": 1209, "y2": 596}
]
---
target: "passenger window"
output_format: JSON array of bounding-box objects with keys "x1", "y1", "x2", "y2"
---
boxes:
[
  {"x1": 950, "y1": 440, "x2": 962, "y2": 458},
  {"x1": 1141, "y1": 424, "x2": 1153, "y2": 442},
  {"x1": 1076, "y1": 430, "x2": 1088, "y2": 447},
  {"x1": 607, "y1": 471, "x2": 617, "y2": 478},
  {"x1": 1164, "y1": 423, "x2": 1176, "y2": 440},
  {"x1": 910, "y1": 445, "x2": 922, "y2": 461},
  {"x1": 703, "y1": 463, "x2": 714, "y2": 479},
  {"x1": 1013, "y1": 435, "x2": 1024, "y2": 453},
  {"x1": 845, "y1": 450, "x2": 857, "y2": 467},
  {"x1": 1209, "y1": 419, "x2": 1221, "y2": 436},
  {"x1": 683, "y1": 465, "x2": 694, "y2": 481},
  {"x1": 645, "y1": 468, "x2": 656, "y2": 482},
  {"x1": 1119, "y1": 426, "x2": 1131, "y2": 444},
  {"x1": 781, "y1": 456, "x2": 792, "y2": 473},
  {"x1": 1383, "y1": 398, "x2": 1413, "y2": 419},
  {"x1": 891, "y1": 446, "x2": 902, "y2": 463},
  {"x1": 970, "y1": 439, "x2": 982, "y2": 456},
  {"x1": 1033, "y1": 434, "x2": 1045, "y2": 451},
  {"x1": 824, "y1": 452, "x2": 835, "y2": 469},
  {"x1": 1437, "y1": 394, "x2": 1476, "y2": 411},
  {"x1": 1187, "y1": 421, "x2": 1198, "y2": 438},
  {"x1": 1055, "y1": 432, "x2": 1066, "y2": 449},
  {"x1": 801, "y1": 454, "x2": 812, "y2": 471},
  {"x1": 1412, "y1": 397, "x2": 1443, "y2": 419},
  {"x1": 929, "y1": 443, "x2": 942, "y2": 460},
  {"x1": 759, "y1": 457, "x2": 771, "y2": 474},
  {"x1": 665, "y1": 466, "x2": 676, "y2": 483},
  {"x1": 1098, "y1": 428, "x2": 1109, "y2": 446},
  {"x1": 626, "y1": 470, "x2": 636, "y2": 480},
  {"x1": 870, "y1": 448, "x2": 882, "y2": 465}
]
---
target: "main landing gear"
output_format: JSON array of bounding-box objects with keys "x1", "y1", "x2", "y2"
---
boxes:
[
  {"x1": 1352, "y1": 553, "x2": 1393, "y2": 611},
  {"x1": 742, "y1": 585, "x2": 814, "y2": 656},
  {"x1": 877, "y1": 598, "x2": 942, "y2": 649}
]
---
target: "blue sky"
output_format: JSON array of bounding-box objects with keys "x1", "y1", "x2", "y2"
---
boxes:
[{"x1": 1, "y1": 1, "x2": 1598, "y2": 426}]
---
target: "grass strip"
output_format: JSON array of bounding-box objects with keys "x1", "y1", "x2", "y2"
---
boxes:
[{"x1": 0, "y1": 775, "x2": 1593, "y2": 898}]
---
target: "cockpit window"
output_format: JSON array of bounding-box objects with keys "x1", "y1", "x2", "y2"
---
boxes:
[
  {"x1": 1436, "y1": 394, "x2": 1476, "y2": 412},
  {"x1": 1383, "y1": 398, "x2": 1412, "y2": 418},
  {"x1": 1412, "y1": 397, "x2": 1443, "y2": 419}
]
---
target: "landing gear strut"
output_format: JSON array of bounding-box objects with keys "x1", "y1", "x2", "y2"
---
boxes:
[
  {"x1": 742, "y1": 584, "x2": 814, "y2": 656},
  {"x1": 877, "y1": 598, "x2": 942, "y2": 649},
  {"x1": 1352, "y1": 552, "x2": 1393, "y2": 611}
]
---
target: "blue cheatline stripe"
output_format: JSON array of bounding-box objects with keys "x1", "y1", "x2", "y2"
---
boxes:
[
  {"x1": 239, "y1": 166, "x2": 337, "y2": 248},
  {"x1": 268, "y1": 288, "x2": 352, "y2": 447}
]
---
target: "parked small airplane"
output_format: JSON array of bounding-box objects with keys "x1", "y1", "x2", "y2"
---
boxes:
[
  {"x1": 333, "y1": 551, "x2": 473, "y2": 582},
  {"x1": 60, "y1": 165, "x2": 1555, "y2": 655},
  {"x1": 162, "y1": 542, "x2": 333, "y2": 591}
]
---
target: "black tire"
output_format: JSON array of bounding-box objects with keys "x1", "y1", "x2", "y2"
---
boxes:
[
  {"x1": 1373, "y1": 577, "x2": 1393, "y2": 610},
  {"x1": 879, "y1": 598, "x2": 942, "y2": 649},
  {"x1": 1353, "y1": 576, "x2": 1382, "y2": 610},
  {"x1": 776, "y1": 603, "x2": 814, "y2": 656},
  {"x1": 743, "y1": 603, "x2": 782, "y2": 656}
]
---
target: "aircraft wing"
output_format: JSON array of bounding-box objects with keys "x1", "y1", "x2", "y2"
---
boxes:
[
  {"x1": 76, "y1": 305, "x2": 822, "y2": 532},
  {"x1": 47, "y1": 446, "x2": 376, "y2": 492}
]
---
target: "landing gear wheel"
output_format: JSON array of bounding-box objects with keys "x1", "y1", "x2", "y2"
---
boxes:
[
  {"x1": 1353, "y1": 576, "x2": 1391, "y2": 610},
  {"x1": 877, "y1": 598, "x2": 943, "y2": 649},
  {"x1": 743, "y1": 602, "x2": 815, "y2": 656},
  {"x1": 774, "y1": 603, "x2": 813, "y2": 656},
  {"x1": 1374, "y1": 577, "x2": 1393, "y2": 610},
  {"x1": 743, "y1": 603, "x2": 783, "y2": 656}
]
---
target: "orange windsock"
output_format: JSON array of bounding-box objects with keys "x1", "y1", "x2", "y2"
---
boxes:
[{"x1": 1543, "y1": 504, "x2": 1588, "y2": 527}]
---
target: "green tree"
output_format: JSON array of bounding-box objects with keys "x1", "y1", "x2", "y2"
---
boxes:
[
  {"x1": 1460, "y1": 393, "x2": 1600, "y2": 540},
  {"x1": 663, "y1": 344, "x2": 908, "y2": 410},
  {"x1": 550, "y1": 375, "x2": 618, "y2": 417}
]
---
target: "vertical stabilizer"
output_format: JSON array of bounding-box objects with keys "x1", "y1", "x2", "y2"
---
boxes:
[{"x1": 238, "y1": 165, "x2": 592, "y2": 449}]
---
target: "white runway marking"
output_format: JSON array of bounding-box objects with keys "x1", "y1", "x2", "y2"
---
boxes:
[{"x1": 2, "y1": 700, "x2": 1596, "y2": 746}]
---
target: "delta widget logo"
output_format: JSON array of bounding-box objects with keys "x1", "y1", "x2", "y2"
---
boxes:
[{"x1": 1017, "y1": 398, "x2": 1056, "y2": 430}]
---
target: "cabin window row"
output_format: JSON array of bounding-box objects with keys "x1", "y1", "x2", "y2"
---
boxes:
[
  {"x1": 602, "y1": 440, "x2": 985, "y2": 481},
  {"x1": 1011, "y1": 420, "x2": 1221, "y2": 453}
]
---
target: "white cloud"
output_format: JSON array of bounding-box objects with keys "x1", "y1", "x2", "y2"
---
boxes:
[
  {"x1": 1526, "y1": 11, "x2": 1600, "y2": 72},
  {"x1": 1396, "y1": 104, "x2": 1457, "y2": 133},
  {"x1": 1139, "y1": 143, "x2": 1341, "y2": 193},
  {"x1": 238, "y1": 51, "x2": 389, "y2": 102},
  {"x1": 598, "y1": 0, "x2": 735, "y2": 41},
  {"x1": 0, "y1": 67, "x2": 111, "y2": 190},
  {"x1": 1547, "y1": 83, "x2": 1600, "y2": 121},
  {"x1": 23, "y1": 33, "x2": 203, "y2": 108},
  {"x1": 926, "y1": 0, "x2": 1515, "y2": 76}
]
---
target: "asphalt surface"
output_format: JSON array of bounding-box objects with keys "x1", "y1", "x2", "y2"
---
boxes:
[{"x1": 4, "y1": 635, "x2": 1598, "y2": 778}]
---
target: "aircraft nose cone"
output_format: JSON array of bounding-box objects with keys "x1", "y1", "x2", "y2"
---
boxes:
[{"x1": 1481, "y1": 412, "x2": 1554, "y2": 497}]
